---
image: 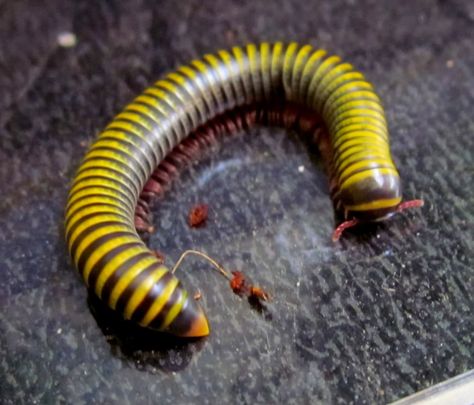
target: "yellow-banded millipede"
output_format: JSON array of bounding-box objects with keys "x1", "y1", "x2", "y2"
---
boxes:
[{"x1": 65, "y1": 42, "x2": 423, "y2": 338}]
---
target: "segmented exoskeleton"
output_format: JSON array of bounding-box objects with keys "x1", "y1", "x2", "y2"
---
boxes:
[{"x1": 65, "y1": 42, "x2": 422, "y2": 337}]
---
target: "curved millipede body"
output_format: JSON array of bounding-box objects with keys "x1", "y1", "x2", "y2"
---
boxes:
[{"x1": 66, "y1": 42, "x2": 417, "y2": 337}]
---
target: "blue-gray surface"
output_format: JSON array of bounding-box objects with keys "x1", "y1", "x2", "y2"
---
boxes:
[{"x1": 0, "y1": 0, "x2": 473, "y2": 404}]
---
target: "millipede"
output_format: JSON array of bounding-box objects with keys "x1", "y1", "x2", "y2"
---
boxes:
[{"x1": 65, "y1": 42, "x2": 423, "y2": 338}]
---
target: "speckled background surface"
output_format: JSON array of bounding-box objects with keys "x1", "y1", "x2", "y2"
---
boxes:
[{"x1": 0, "y1": 0, "x2": 473, "y2": 404}]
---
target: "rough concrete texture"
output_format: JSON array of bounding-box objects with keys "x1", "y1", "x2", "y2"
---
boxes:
[{"x1": 0, "y1": 0, "x2": 473, "y2": 404}]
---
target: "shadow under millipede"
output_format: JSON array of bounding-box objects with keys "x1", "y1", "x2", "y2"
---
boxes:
[{"x1": 88, "y1": 293, "x2": 206, "y2": 373}]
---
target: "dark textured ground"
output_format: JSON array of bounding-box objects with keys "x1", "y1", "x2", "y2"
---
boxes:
[{"x1": 0, "y1": 1, "x2": 473, "y2": 404}]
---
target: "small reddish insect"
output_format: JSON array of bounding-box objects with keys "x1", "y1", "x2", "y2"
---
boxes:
[
  {"x1": 188, "y1": 204, "x2": 209, "y2": 227},
  {"x1": 230, "y1": 271, "x2": 270, "y2": 302},
  {"x1": 249, "y1": 286, "x2": 270, "y2": 302},
  {"x1": 172, "y1": 251, "x2": 270, "y2": 305},
  {"x1": 230, "y1": 271, "x2": 247, "y2": 296}
]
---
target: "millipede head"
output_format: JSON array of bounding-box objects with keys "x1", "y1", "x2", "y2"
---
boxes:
[{"x1": 339, "y1": 170, "x2": 403, "y2": 222}]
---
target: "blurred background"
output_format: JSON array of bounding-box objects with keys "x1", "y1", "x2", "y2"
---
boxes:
[{"x1": 0, "y1": 0, "x2": 473, "y2": 403}]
